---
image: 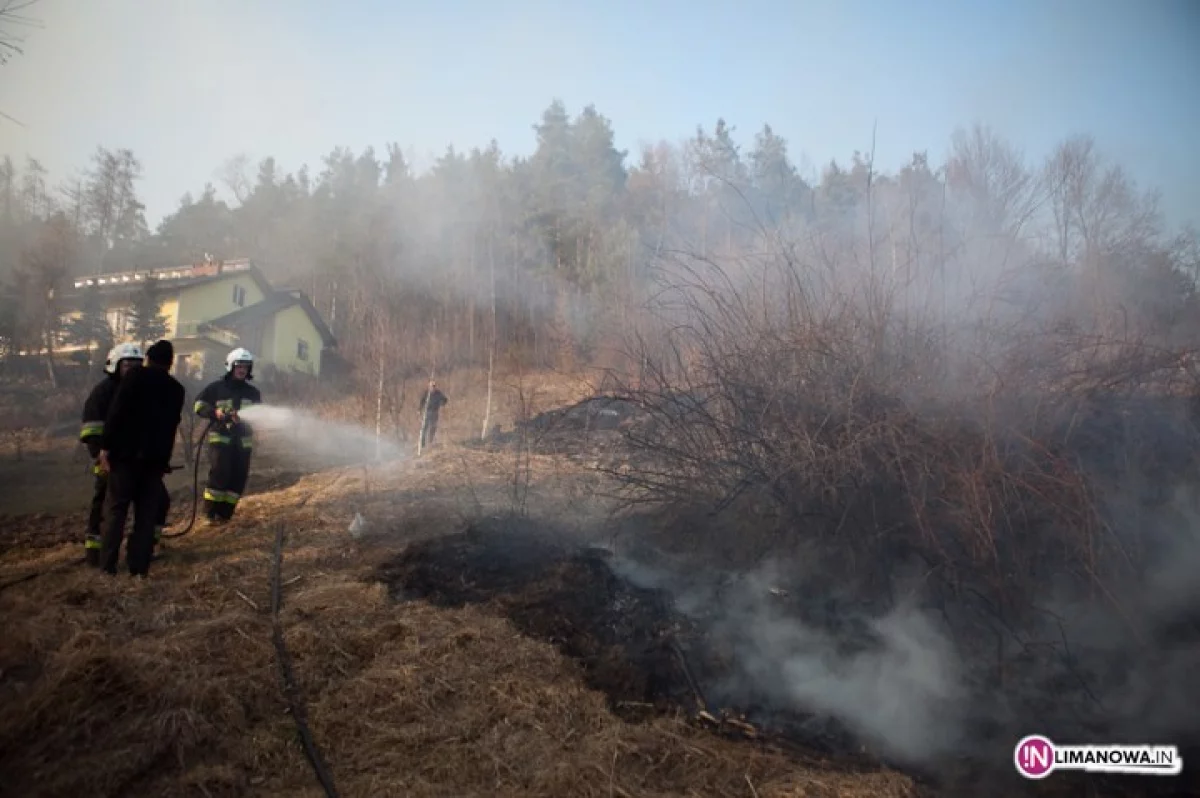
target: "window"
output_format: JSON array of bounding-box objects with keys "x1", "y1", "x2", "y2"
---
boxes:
[
  {"x1": 232, "y1": 285, "x2": 246, "y2": 307},
  {"x1": 296, "y1": 338, "x2": 309, "y2": 361},
  {"x1": 105, "y1": 309, "x2": 128, "y2": 337}
]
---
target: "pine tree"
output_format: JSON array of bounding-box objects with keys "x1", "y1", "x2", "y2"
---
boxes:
[
  {"x1": 63, "y1": 285, "x2": 112, "y2": 370},
  {"x1": 128, "y1": 276, "x2": 169, "y2": 346}
]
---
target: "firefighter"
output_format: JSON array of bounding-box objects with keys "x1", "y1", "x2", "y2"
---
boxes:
[
  {"x1": 194, "y1": 348, "x2": 261, "y2": 523},
  {"x1": 79, "y1": 343, "x2": 142, "y2": 566},
  {"x1": 96, "y1": 340, "x2": 186, "y2": 577},
  {"x1": 418, "y1": 379, "x2": 448, "y2": 450}
]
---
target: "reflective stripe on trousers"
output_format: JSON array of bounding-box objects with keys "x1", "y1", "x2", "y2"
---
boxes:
[
  {"x1": 203, "y1": 488, "x2": 241, "y2": 505},
  {"x1": 207, "y1": 434, "x2": 252, "y2": 448}
]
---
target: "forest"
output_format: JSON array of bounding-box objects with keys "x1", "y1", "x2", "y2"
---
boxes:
[{"x1": 2, "y1": 99, "x2": 1196, "y2": 394}]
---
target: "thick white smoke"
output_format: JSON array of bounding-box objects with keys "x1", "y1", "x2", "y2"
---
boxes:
[{"x1": 609, "y1": 554, "x2": 968, "y2": 766}]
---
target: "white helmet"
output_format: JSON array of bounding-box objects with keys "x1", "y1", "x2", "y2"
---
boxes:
[
  {"x1": 104, "y1": 342, "x2": 144, "y2": 374},
  {"x1": 225, "y1": 347, "x2": 255, "y2": 376}
]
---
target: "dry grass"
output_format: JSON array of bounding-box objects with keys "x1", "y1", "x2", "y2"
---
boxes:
[{"x1": 0, "y1": 435, "x2": 920, "y2": 798}]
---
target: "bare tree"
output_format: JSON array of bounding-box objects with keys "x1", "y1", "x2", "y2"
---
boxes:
[
  {"x1": 218, "y1": 154, "x2": 252, "y2": 205},
  {"x1": 0, "y1": 0, "x2": 39, "y2": 67},
  {"x1": 19, "y1": 212, "x2": 74, "y2": 386}
]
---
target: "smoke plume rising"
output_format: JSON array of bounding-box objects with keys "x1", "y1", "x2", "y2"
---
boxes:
[{"x1": 607, "y1": 553, "x2": 969, "y2": 766}]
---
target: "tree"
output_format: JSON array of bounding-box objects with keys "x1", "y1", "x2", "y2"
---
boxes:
[
  {"x1": 2, "y1": 97, "x2": 1196, "y2": 404},
  {"x1": 0, "y1": 0, "x2": 38, "y2": 67},
  {"x1": 17, "y1": 211, "x2": 74, "y2": 383},
  {"x1": 748, "y1": 124, "x2": 809, "y2": 226},
  {"x1": 0, "y1": 287, "x2": 18, "y2": 359},
  {"x1": 62, "y1": 284, "x2": 111, "y2": 370},
  {"x1": 153, "y1": 183, "x2": 234, "y2": 264},
  {"x1": 127, "y1": 276, "x2": 169, "y2": 346},
  {"x1": 83, "y1": 147, "x2": 147, "y2": 269}
]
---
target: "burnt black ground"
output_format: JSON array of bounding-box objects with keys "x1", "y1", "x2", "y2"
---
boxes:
[
  {"x1": 376, "y1": 516, "x2": 1200, "y2": 798},
  {"x1": 377, "y1": 517, "x2": 902, "y2": 773},
  {"x1": 378, "y1": 516, "x2": 694, "y2": 717}
]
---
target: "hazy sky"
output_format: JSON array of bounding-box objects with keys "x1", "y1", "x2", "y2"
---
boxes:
[{"x1": 1, "y1": 0, "x2": 1198, "y2": 231}]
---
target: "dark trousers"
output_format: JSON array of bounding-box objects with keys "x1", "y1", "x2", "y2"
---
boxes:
[
  {"x1": 101, "y1": 460, "x2": 168, "y2": 576},
  {"x1": 420, "y1": 413, "x2": 440, "y2": 448},
  {"x1": 204, "y1": 442, "x2": 252, "y2": 521},
  {"x1": 88, "y1": 470, "x2": 170, "y2": 566},
  {"x1": 86, "y1": 466, "x2": 106, "y2": 564}
]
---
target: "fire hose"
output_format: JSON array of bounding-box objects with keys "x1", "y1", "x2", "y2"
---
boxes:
[
  {"x1": 159, "y1": 417, "x2": 217, "y2": 539},
  {"x1": 2, "y1": 438, "x2": 340, "y2": 796},
  {"x1": 270, "y1": 521, "x2": 341, "y2": 797}
]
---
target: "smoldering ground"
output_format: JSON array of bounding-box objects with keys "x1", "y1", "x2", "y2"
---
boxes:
[
  {"x1": 591, "y1": 377, "x2": 1200, "y2": 775},
  {"x1": 602, "y1": 494, "x2": 1200, "y2": 777},
  {"x1": 606, "y1": 550, "x2": 971, "y2": 767}
]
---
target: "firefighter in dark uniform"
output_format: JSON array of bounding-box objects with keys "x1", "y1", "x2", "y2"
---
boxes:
[
  {"x1": 96, "y1": 340, "x2": 186, "y2": 577},
  {"x1": 80, "y1": 343, "x2": 141, "y2": 566},
  {"x1": 193, "y1": 347, "x2": 261, "y2": 523}
]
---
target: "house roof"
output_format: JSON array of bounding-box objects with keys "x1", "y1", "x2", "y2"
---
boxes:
[
  {"x1": 200, "y1": 291, "x2": 337, "y2": 348},
  {"x1": 60, "y1": 259, "x2": 273, "y2": 302}
]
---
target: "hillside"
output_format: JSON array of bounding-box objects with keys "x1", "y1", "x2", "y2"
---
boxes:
[
  {"x1": 5, "y1": 370, "x2": 1200, "y2": 797},
  {"x1": 0, "y1": 390, "x2": 928, "y2": 798}
]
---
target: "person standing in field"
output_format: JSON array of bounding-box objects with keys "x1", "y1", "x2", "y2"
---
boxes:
[{"x1": 418, "y1": 379, "x2": 448, "y2": 450}]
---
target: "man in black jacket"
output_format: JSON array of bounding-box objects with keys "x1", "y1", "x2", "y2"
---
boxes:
[
  {"x1": 97, "y1": 340, "x2": 186, "y2": 577},
  {"x1": 79, "y1": 342, "x2": 142, "y2": 565}
]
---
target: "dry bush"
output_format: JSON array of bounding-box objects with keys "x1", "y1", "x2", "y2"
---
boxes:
[{"x1": 601, "y1": 245, "x2": 1200, "y2": 751}]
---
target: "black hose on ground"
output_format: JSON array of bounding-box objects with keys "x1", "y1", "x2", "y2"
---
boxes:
[
  {"x1": 0, "y1": 559, "x2": 77, "y2": 593},
  {"x1": 269, "y1": 521, "x2": 341, "y2": 798},
  {"x1": 161, "y1": 419, "x2": 214, "y2": 539}
]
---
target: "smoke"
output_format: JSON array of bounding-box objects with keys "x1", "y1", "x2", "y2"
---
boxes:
[
  {"x1": 1023, "y1": 486, "x2": 1200, "y2": 744},
  {"x1": 719, "y1": 584, "x2": 967, "y2": 765},
  {"x1": 602, "y1": 475, "x2": 1200, "y2": 773},
  {"x1": 238, "y1": 404, "x2": 406, "y2": 466},
  {"x1": 599, "y1": 130, "x2": 1200, "y2": 775},
  {"x1": 608, "y1": 554, "x2": 968, "y2": 766}
]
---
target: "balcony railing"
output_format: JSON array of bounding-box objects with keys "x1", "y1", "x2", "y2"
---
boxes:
[{"x1": 71, "y1": 258, "x2": 252, "y2": 290}]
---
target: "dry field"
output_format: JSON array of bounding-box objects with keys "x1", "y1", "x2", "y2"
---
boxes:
[{"x1": 0, "y1": 391, "x2": 924, "y2": 798}]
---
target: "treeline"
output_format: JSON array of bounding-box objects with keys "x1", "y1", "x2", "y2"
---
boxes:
[{"x1": 1, "y1": 99, "x2": 1198, "y2": 391}]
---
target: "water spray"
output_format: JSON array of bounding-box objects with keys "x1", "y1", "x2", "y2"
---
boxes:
[{"x1": 237, "y1": 404, "x2": 409, "y2": 464}]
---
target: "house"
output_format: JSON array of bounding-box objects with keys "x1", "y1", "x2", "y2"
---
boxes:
[{"x1": 57, "y1": 258, "x2": 337, "y2": 380}]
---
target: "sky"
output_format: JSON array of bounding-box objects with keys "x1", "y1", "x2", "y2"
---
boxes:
[{"x1": 1, "y1": 0, "x2": 1198, "y2": 231}]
